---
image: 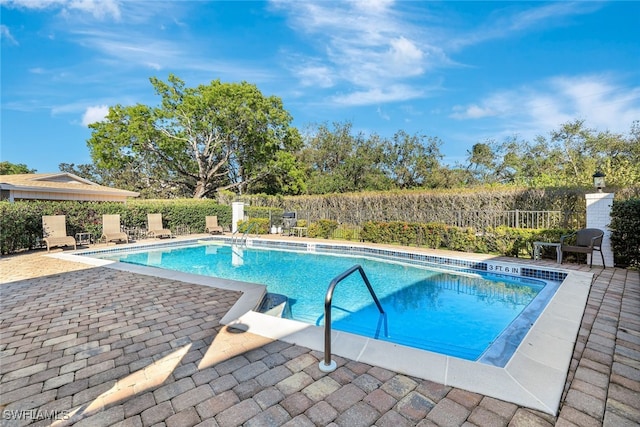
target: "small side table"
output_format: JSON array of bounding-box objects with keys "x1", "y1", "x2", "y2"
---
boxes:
[
  {"x1": 533, "y1": 241, "x2": 562, "y2": 263},
  {"x1": 124, "y1": 227, "x2": 147, "y2": 241},
  {"x1": 292, "y1": 226, "x2": 308, "y2": 237},
  {"x1": 75, "y1": 232, "x2": 93, "y2": 246}
]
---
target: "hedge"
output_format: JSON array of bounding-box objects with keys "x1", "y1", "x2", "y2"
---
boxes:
[
  {"x1": 0, "y1": 199, "x2": 230, "y2": 254},
  {"x1": 360, "y1": 220, "x2": 571, "y2": 258},
  {"x1": 235, "y1": 185, "x2": 639, "y2": 230},
  {"x1": 233, "y1": 186, "x2": 590, "y2": 225},
  {"x1": 4, "y1": 196, "x2": 636, "y2": 267},
  {"x1": 610, "y1": 198, "x2": 640, "y2": 268},
  {"x1": 307, "y1": 219, "x2": 339, "y2": 239},
  {"x1": 236, "y1": 218, "x2": 271, "y2": 235}
]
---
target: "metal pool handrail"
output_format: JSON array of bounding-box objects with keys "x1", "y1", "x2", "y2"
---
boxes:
[
  {"x1": 319, "y1": 264, "x2": 385, "y2": 372},
  {"x1": 232, "y1": 222, "x2": 255, "y2": 246}
]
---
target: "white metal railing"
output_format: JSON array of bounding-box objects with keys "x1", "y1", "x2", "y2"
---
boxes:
[{"x1": 232, "y1": 222, "x2": 256, "y2": 246}]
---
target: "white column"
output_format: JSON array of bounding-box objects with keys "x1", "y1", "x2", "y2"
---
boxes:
[
  {"x1": 585, "y1": 193, "x2": 614, "y2": 267},
  {"x1": 231, "y1": 202, "x2": 245, "y2": 233}
]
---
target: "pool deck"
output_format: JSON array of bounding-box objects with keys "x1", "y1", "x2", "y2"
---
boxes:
[{"x1": 1, "y1": 235, "x2": 638, "y2": 426}]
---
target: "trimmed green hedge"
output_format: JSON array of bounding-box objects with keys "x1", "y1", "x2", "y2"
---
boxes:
[
  {"x1": 6, "y1": 197, "x2": 634, "y2": 268},
  {"x1": 307, "y1": 219, "x2": 339, "y2": 239},
  {"x1": 360, "y1": 220, "x2": 571, "y2": 258},
  {"x1": 610, "y1": 198, "x2": 640, "y2": 268},
  {"x1": 237, "y1": 218, "x2": 270, "y2": 234},
  {"x1": 0, "y1": 200, "x2": 230, "y2": 254}
]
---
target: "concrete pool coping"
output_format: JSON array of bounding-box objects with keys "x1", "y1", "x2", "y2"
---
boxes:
[{"x1": 54, "y1": 236, "x2": 594, "y2": 415}]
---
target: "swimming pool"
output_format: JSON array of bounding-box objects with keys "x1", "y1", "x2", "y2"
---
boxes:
[
  {"x1": 63, "y1": 236, "x2": 592, "y2": 414},
  {"x1": 91, "y1": 240, "x2": 553, "y2": 362}
]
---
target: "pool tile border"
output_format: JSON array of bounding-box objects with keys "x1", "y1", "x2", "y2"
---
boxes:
[
  {"x1": 244, "y1": 238, "x2": 569, "y2": 283},
  {"x1": 79, "y1": 236, "x2": 568, "y2": 283}
]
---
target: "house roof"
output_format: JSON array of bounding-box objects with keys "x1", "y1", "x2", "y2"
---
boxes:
[{"x1": 0, "y1": 173, "x2": 139, "y2": 198}]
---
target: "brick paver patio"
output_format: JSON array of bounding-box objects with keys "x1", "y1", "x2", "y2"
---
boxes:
[{"x1": 0, "y1": 248, "x2": 638, "y2": 426}]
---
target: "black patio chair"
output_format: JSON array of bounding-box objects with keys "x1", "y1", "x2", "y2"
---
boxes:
[{"x1": 560, "y1": 228, "x2": 605, "y2": 268}]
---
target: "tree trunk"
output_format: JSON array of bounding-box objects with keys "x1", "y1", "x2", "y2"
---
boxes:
[{"x1": 193, "y1": 181, "x2": 206, "y2": 198}]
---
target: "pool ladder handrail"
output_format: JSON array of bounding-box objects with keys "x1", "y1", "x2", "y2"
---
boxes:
[
  {"x1": 319, "y1": 264, "x2": 385, "y2": 373},
  {"x1": 232, "y1": 222, "x2": 255, "y2": 246}
]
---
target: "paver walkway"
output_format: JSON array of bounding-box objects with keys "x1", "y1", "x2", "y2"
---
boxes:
[{"x1": 0, "y1": 249, "x2": 638, "y2": 426}]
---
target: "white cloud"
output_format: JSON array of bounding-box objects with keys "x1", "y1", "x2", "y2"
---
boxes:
[
  {"x1": 68, "y1": 0, "x2": 120, "y2": 20},
  {"x1": 332, "y1": 84, "x2": 423, "y2": 106},
  {"x1": 82, "y1": 105, "x2": 109, "y2": 126},
  {"x1": 69, "y1": 25, "x2": 272, "y2": 80},
  {"x1": 144, "y1": 62, "x2": 162, "y2": 71},
  {"x1": 70, "y1": 28, "x2": 180, "y2": 70},
  {"x1": 294, "y1": 63, "x2": 335, "y2": 88},
  {"x1": 450, "y1": 92, "x2": 513, "y2": 120},
  {"x1": 273, "y1": 0, "x2": 608, "y2": 110},
  {"x1": 543, "y1": 75, "x2": 640, "y2": 132},
  {"x1": 507, "y1": 2, "x2": 602, "y2": 32},
  {"x1": 448, "y1": 2, "x2": 604, "y2": 50},
  {"x1": 376, "y1": 106, "x2": 390, "y2": 121},
  {"x1": 351, "y1": 0, "x2": 395, "y2": 14},
  {"x1": 273, "y1": 0, "x2": 445, "y2": 105},
  {"x1": 387, "y1": 36, "x2": 424, "y2": 76},
  {"x1": 2, "y1": 0, "x2": 121, "y2": 20},
  {"x1": 449, "y1": 74, "x2": 640, "y2": 138},
  {"x1": 389, "y1": 36, "x2": 422, "y2": 60},
  {"x1": 450, "y1": 104, "x2": 495, "y2": 120},
  {"x1": 0, "y1": 24, "x2": 18, "y2": 45}
]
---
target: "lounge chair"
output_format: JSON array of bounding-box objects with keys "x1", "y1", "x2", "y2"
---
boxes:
[
  {"x1": 560, "y1": 228, "x2": 605, "y2": 268},
  {"x1": 205, "y1": 216, "x2": 224, "y2": 234},
  {"x1": 101, "y1": 214, "x2": 129, "y2": 244},
  {"x1": 42, "y1": 215, "x2": 76, "y2": 252},
  {"x1": 147, "y1": 213, "x2": 172, "y2": 238}
]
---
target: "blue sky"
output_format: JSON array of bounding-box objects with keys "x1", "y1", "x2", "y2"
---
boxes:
[{"x1": 2, "y1": 0, "x2": 639, "y2": 174}]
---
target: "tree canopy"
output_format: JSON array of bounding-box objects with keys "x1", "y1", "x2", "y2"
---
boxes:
[
  {"x1": 0, "y1": 161, "x2": 35, "y2": 175},
  {"x1": 461, "y1": 120, "x2": 640, "y2": 188},
  {"x1": 87, "y1": 74, "x2": 303, "y2": 198},
  {"x1": 72, "y1": 73, "x2": 638, "y2": 198},
  {"x1": 298, "y1": 122, "x2": 450, "y2": 194}
]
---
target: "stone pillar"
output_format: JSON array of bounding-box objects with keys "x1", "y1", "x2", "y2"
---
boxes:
[
  {"x1": 231, "y1": 202, "x2": 245, "y2": 233},
  {"x1": 585, "y1": 192, "x2": 614, "y2": 267}
]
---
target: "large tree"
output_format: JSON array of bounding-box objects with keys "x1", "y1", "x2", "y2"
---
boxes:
[
  {"x1": 300, "y1": 121, "x2": 393, "y2": 194},
  {"x1": 0, "y1": 161, "x2": 35, "y2": 175},
  {"x1": 59, "y1": 162, "x2": 182, "y2": 199},
  {"x1": 87, "y1": 74, "x2": 303, "y2": 198},
  {"x1": 457, "y1": 120, "x2": 640, "y2": 188},
  {"x1": 384, "y1": 131, "x2": 444, "y2": 189}
]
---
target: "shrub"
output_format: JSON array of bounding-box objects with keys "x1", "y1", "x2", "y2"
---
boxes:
[
  {"x1": 483, "y1": 227, "x2": 542, "y2": 257},
  {"x1": 331, "y1": 224, "x2": 361, "y2": 241},
  {"x1": 0, "y1": 199, "x2": 231, "y2": 254},
  {"x1": 415, "y1": 223, "x2": 447, "y2": 249},
  {"x1": 610, "y1": 198, "x2": 640, "y2": 268},
  {"x1": 442, "y1": 227, "x2": 480, "y2": 252},
  {"x1": 359, "y1": 219, "x2": 575, "y2": 257},
  {"x1": 126, "y1": 199, "x2": 231, "y2": 233},
  {"x1": 307, "y1": 219, "x2": 339, "y2": 239},
  {"x1": 237, "y1": 218, "x2": 270, "y2": 234}
]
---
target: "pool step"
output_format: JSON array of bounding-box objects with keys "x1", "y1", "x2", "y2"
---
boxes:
[{"x1": 257, "y1": 293, "x2": 291, "y2": 318}]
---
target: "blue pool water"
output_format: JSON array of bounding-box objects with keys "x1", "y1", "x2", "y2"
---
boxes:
[{"x1": 94, "y1": 242, "x2": 547, "y2": 360}]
